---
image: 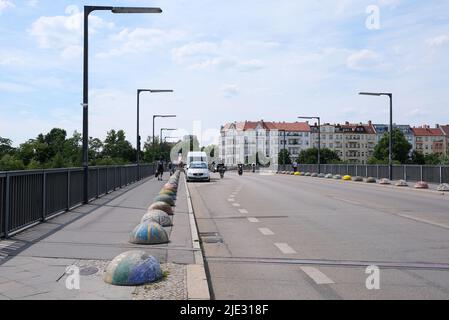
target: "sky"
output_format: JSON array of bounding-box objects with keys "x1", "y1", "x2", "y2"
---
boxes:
[{"x1": 1, "y1": 0, "x2": 449, "y2": 147}]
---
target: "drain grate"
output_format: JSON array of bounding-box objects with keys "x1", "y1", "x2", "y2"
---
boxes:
[
  {"x1": 202, "y1": 237, "x2": 223, "y2": 244},
  {"x1": 200, "y1": 232, "x2": 223, "y2": 243},
  {"x1": 79, "y1": 266, "x2": 99, "y2": 276}
]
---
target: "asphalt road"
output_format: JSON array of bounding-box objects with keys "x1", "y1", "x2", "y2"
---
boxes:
[{"x1": 188, "y1": 171, "x2": 449, "y2": 300}]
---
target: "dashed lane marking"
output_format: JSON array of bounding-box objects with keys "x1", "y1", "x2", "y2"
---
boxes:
[
  {"x1": 228, "y1": 199, "x2": 235, "y2": 202},
  {"x1": 258, "y1": 228, "x2": 274, "y2": 236},
  {"x1": 232, "y1": 203, "x2": 241, "y2": 207},
  {"x1": 239, "y1": 209, "x2": 249, "y2": 214},
  {"x1": 274, "y1": 243, "x2": 297, "y2": 254},
  {"x1": 248, "y1": 217, "x2": 259, "y2": 223},
  {"x1": 300, "y1": 266, "x2": 335, "y2": 285}
]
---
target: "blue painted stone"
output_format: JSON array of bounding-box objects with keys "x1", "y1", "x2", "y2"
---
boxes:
[
  {"x1": 141, "y1": 210, "x2": 173, "y2": 227},
  {"x1": 103, "y1": 250, "x2": 162, "y2": 286},
  {"x1": 129, "y1": 221, "x2": 169, "y2": 245},
  {"x1": 154, "y1": 194, "x2": 175, "y2": 206}
]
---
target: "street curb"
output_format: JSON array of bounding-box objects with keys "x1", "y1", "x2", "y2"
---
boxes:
[{"x1": 184, "y1": 173, "x2": 210, "y2": 300}]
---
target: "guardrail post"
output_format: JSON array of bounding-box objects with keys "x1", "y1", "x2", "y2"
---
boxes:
[
  {"x1": 67, "y1": 170, "x2": 71, "y2": 211},
  {"x1": 376, "y1": 165, "x2": 379, "y2": 179},
  {"x1": 420, "y1": 166, "x2": 423, "y2": 181},
  {"x1": 96, "y1": 168, "x2": 100, "y2": 198},
  {"x1": 105, "y1": 167, "x2": 109, "y2": 194},
  {"x1": 4, "y1": 174, "x2": 10, "y2": 238},
  {"x1": 440, "y1": 166, "x2": 443, "y2": 184},
  {"x1": 404, "y1": 165, "x2": 407, "y2": 181},
  {"x1": 42, "y1": 170, "x2": 46, "y2": 222}
]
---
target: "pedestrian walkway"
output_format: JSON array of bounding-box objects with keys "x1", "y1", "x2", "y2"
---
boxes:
[{"x1": 0, "y1": 175, "x2": 196, "y2": 300}]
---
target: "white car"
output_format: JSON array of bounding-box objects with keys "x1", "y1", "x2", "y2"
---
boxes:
[{"x1": 186, "y1": 161, "x2": 210, "y2": 182}]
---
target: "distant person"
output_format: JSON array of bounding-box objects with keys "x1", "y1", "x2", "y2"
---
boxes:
[
  {"x1": 157, "y1": 158, "x2": 164, "y2": 181},
  {"x1": 293, "y1": 161, "x2": 298, "y2": 172}
]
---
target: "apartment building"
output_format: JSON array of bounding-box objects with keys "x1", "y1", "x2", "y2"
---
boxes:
[
  {"x1": 219, "y1": 120, "x2": 311, "y2": 165},
  {"x1": 311, "y1": 121, "x2": 377, "y2": 164},
  {"x1": 412, "y1": 125, "x2": 446, "y2": 155},
  {"x1": 441, "y1": 125, "x2": 449, "y2": 155}
]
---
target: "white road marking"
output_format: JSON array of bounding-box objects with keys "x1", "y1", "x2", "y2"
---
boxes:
[
  {"x1": 274, "y1": 243, "x2": 297, "y2": 254},
  {"x1": 258, "y1": 228, "x2": 274, "y2": 235},
  {"x1": 300, "y1": 266, "x2": 335, "y2": 285},
  {"x1": 239, "y1": 209, "x2": 249, "y2": 214},
  {"x1": 248, "y1": 217, "x2": 259, "y2": 223},
  {"x1": 232, "y1": 203, "x2": 241, "y2": 207},
  {"x1": 332, "y1": 197, "x2": 363, "y2": 206},
  {"x1": 228, "y1": 198, "x2": 235, "y2": 202},
  {"x1": 397, "y1": 214, "x2": 449, "y2": 230}
]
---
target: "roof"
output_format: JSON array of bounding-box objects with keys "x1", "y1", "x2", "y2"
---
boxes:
[
  {"x1": 440, "y1": 125, "x2": 449, "y2": 136},
  {"x1": 411, "y1": 127, "x2": 444, "y2": 136},
  {"x1": 222, "y1": 121, "x2": 310, "y2": 132},
  {"x1": 336, "y1": 123, "x2": 376, "y2": 134}
]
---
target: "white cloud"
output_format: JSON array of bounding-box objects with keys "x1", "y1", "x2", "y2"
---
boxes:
[
  {"x1": 0, "y1": 56, "x2": 24, "y2": 66},
  {"x1": 171, "y1": 42, "x2": 219, "y2": 64},
  {"x1": 238, "y1": 59, "x2": 265, "y2": 72},
  {"x1": 97, "y1": 28, "x2": 184, "y2": 58},
  {"x1": 61, "y1": 45, "x2": 83, "y2": 60},
  {"x1": 172, "y1": 41, "x2": 266, "y2": 72},
  {"x1": 0, "y1": 0, "x2": 14, "y2": 12},
  {"x1": 221, "y1": 84, "x2": 239, "y2": 98},
  {"x1": 27, "y1": 0, "x2": 38, "y2": 7},
  {"x1": 0, "y1": 81, "x2": 34, "y2": 93},
  {"x1": 29, "y1": 5, "x2": 113, "y2": 50},
  {"x1": 346, "y1": 49, "x2": 383, "y2": 70},
  {"x1": 427, "y1": 35, "x2": 449, "y2": 48}
]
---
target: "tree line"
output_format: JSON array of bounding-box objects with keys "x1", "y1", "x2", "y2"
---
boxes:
[{"x1": 0, "y1": 128, "x2": 177, "y2": 171}]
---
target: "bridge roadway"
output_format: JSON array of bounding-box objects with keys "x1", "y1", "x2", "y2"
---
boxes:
[{"x1": 188, "y1": 171, "x2": 449, "y2": 300}]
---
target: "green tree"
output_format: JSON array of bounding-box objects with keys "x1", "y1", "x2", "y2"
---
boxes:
[
  {"x1": 103, "y1": 129, "x2": 135, "y2": 163},
  {"x1": 0, "y1": 137, "x2": 14, "y2": 156},
  {"x1": 0, "y1": 154, "x2": 25, "y2": 171},
  {"x1": 62, "y1": 131, "x2": 82, "y2": 167},
  {"x1": 372, "y1": 129, "x2": 412, "y2": 164},
  {"x1": 409, "y1": 150, "x2": 425, "y2": 165},
  {"x1": 298, "y1": 148, "x2": 341, "y2": 164},
  {"x1": 440, "y1": 151, "x2": 449, "y2": 165},
  {"x1": 278, "y1": 149, "x2": 292, "y2": 165},
  {"x1": 424, "y1": 153, "x2": 441, "y2": 165}
]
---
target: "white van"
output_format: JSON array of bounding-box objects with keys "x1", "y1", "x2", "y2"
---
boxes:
[{"x1": 186, "y1": 151, "x2": 208, "y2": 168}]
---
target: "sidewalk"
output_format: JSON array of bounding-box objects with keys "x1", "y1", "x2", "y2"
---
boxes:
[{"x1": 0, "y1": 174, "x2": 197, "y2": 300}]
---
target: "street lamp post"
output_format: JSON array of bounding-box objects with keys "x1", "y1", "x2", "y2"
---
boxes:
[
  {"x1": 160, "y1": 128, "x2": 177, "y2": 148},
  {"x1": 298, "y1": 116, "x2": 321, "y2": 174},
  {"x1": 136, "y1": 89, "x2": 173, "y2": 180},
  {"x1": 359, "y1": 92, "x2": 393, "y2": 180},
  {"x1": 153, "y1": 113, "x2": 176, "y2": 157},
  {"x1": 82, "y1": 6, "x2": 162, "y2": 204}
]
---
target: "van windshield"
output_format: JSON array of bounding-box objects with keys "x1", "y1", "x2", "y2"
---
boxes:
[{"x1": 190, "y1": 163, "x2": 208, "y2": 169}]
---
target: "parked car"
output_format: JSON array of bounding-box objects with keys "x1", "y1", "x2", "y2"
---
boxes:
[{"x1": 186, "y1": 161, "x2": 210, "y2": 182}]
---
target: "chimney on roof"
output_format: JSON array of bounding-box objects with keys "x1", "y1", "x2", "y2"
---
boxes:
[
  {"x1": 345, "y1": 121, "x2": 349, "y2": 125},
  {"x1": 368, "y1": 120, "x2": 372, "y2": 126},
  {"x1": 436, "y1": 124, "x2": 440, "y2": 128}
]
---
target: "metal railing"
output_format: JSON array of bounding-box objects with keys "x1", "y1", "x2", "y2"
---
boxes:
[
  {"x1": 0, "y1": 164, "x2": 155, "y2": 238},
  {"x1": 279, "y1": 164, "x2": 449, "y2": 184}
]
